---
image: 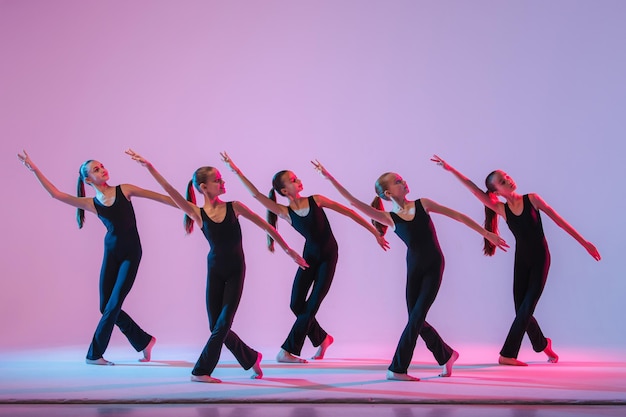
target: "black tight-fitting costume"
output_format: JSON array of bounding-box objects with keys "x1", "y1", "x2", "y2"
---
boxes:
[
  {"x1": 500, "y1": 194, "x2": 550, "y2": 359},
  {"x1": 192, "y1": 202, "x2": 258, "y2": 376},
  {"x1": 87, "y1": 185, "x2": 153, "y2": 360},
  {"x1": 281, "y1": 196, "x2": 338, "y2": 356},
  {"x1": 388, "y1": 199, "x2": 454, "y2": 374}
]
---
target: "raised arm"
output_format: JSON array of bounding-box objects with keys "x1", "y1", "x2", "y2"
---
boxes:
[
  {"x1": 17, "y1": 150, "x2": 96, "y2": 213},
  {"x1": 125, "y1": 149, "x2": 201, "y2": 224},
  {"x1": 314, "y1": 195, "x2": 389, "y2": 250},
  {"x1": 311, "y1": 160, "x2": 394, "y2": 228},
  {"x1": 421, "y1": 198, "x2": 509, "y2": 252},
  {"x1": 220, "y1": 152, "x2": 289, "y2": 219},
  {"x1": 233, "y1": 201, "x2": 309, "y2": 269},
  {"x1": 529, "y1": 193, "x2": 601, "y2": 260},
  {"x1": 121, "y1": 184, "x2": 178, "y2": 208},
  {"x1": 431, "y1": 155, "x2": 505, "y2": 217}
]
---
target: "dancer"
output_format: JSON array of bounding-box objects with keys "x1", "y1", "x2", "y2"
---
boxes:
[
  {"x1": 312, "y1": 160, "x2": 508, "y2": 381},
  {"x1": 126, "y1": 149, "x2": 308, "y2": 383},
  {"x1": 220, "y1": 152, "x2": 389, "y2": 363},
  {"x1": 17, "y1": 150, "x2": 177, "y2": 365},
  {"x1": 431, "y1": 155, "x2": 601, "y2": 366}
]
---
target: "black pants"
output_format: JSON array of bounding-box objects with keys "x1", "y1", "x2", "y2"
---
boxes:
[
  {"x1": 500, "y1": 250, "x2": 550, "y2": 358},
  {"x1": 281, "y1": 252, "x2": 338, "y2": 356},
  {"x1": 87, "y1": 246, "x2": 152, "y2": 360},
  {"x1": 388, "y1": 256, "x2": 453, "y2": 374},
  {"x1": 192, "y1": 261, "x2": 257, "y2": 376}
]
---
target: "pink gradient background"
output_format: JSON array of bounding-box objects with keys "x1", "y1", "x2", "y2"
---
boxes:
[{"x1": 1, "y1": 1, "x2": 623, "y2": 360}]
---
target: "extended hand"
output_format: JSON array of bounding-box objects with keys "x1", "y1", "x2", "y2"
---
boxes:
[
  {"x1": 125, "y1": 149, "x2": 151, "y2": 168},
  {"x1": 376, "y1": 234, "x2": 390, "y2": 251},
  {"x1": 17, "y1": 150, "x2": 36, "y2": 171},
  {"x1": 220, "y1": 151, "x2": 239, "y2": 173},
  {"x1": 487, "y1": 232, "x2": 509, "y2": 252},
  {"x1": 584, "y1": 241, "x2": 601, "y2": 261},
  {"x1": 286, "y1": 248, "x2": 309, "y2": 269},
  {"x1": 311, "y1": 159, "x2": 331, "y2": 179},
  {"x1": 430, "y1": 154, "x2": 452, "y2": 171}
]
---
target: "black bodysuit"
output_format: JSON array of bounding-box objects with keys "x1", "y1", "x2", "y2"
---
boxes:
[
  {"x1": 500, "y1": 194, "x2": 549, "y2": 358},
  {"x1": 191, "y1": 202, "x2": 258, "y2": 376},
  {"x1": 388, "y1": 199, "x2": 454, "y2": 374},
  {"x1": 87, "y1": 185, "x2": 152, "y2": 360},
  {"x1": 281, "y1": 196, "x2": 339, "y2": 356}
]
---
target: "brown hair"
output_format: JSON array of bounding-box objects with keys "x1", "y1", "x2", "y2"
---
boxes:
[
  {"x1": 370, "y1": 172, "x2": 393, "y2": 237},
  {"x1": 266, "y1": 170, "x2": 289, "y2": 251},
  {"x1": 184, "y1": 166, "x2": 216, "y2": 234},
  {"x1": 76, "y1": 160, "x2": 93, "y2": 229},
  {"x1": 483, "y1": 170, "x2": 499, "y2": 256}
]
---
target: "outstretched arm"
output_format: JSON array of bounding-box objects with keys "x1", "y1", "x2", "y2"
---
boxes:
[
  {"x1": 311, "y1": 160, "x2": 394, "y2": 228},
  {"x1": 220, "y1": 152, "x2": 289, "y2": 219},
  {"x1": 529, "y1": 193, "x2": 601, "y2": 260},
  {"x1": 422, "y1": 198, "x2": 509, "y2": 252},
  {"x1": 125, "y1": 149, "x2": 201, "y2": 224},
  {"x1": 122, "y1": 184, "x2": 178, "y2": 208},
  {"x1": 431, "y1": 154, "x2": 505, "y2": 217},
  {"x1": 233, "y1": 201, "x2": 309, "y2": 269},
  {"x1": 314, "y1": 195, "x2": 390, "y2": 251},
  {"x1": 17, "y1": 150, "x2": 96, "y2": 214}
]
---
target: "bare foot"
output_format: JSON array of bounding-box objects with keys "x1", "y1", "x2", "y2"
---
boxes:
[
  {"x1": 276, "y1": 349, "x2": 308, "y2": 363},
  {"x1": 86, "y1": 358, "x2": 114, "y2": 366},
  {"x1": 139, "y1": 336, "x2": 156, "y2": 363},
  {"x1": 498, "y1": 355, "x2": 528, "y2": 366},
  {"x1": 439, "y1": 350, "x2": 459, "y2": 377},
  {"x1": 386, "y1": 370, "x2": 420, "y2": 381},
  {"x1": 311, "y1": 335, "x2": 334, "y2": 360},
  {"x1": 543, "y1": 338, "x2": 559, "y2": 363},
  {"x1": 191, "y1": 374, "x2": 222, "y2": 383},
  {"x1": 251, "y1": 352, "x2": 263, "y2": 379}
]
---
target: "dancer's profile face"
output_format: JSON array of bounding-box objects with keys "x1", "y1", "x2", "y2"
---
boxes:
[
  {"x1": 489, "y1": 170, "x2": 517, "y2": 195},
  {"x1": 203, "y1": 170, "x2": 226, "y2": 196},
  {"x1": 280, "y1": 171, "x2": 303, "y2": 196},
  {"x1": 85, "y1": 161, "x2": 109, "y2": 185},
  {"x1": 383, "y1": 173, "x2": 409, "y2": 199}
]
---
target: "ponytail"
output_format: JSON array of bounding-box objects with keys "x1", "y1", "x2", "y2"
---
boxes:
[
  {"x1": 267, "y1": 170, "x2": 288, "y2": 252},
  {"x1": 76, "y1": 160, "x2": 93, "y2": 229},
  {"x1": 370, "y1": 196, "x2": 388, "y2": 237},
  {"x1": 483, "y1": 170, "x2": 500, "y2": 256},
  {"x1": 371, "y1": 172, "x2": 393, "y2": 237},
  {"x1": 184, "y1": 179, "x2": 196, "y2": 234},
  {"x1": 483, "y1": 197, "x2": 498, "y2": 256},
  {"x1": 266, "y1": 188, "x2": 278, "y2": 252},
  {"x1": 76, "y1": 175, "x2": 86, "y2": 229},
  {"x1": 184, "y1": 166, "x2": 217, "y2": 235}
]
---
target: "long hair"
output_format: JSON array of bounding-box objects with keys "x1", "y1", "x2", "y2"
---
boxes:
[
  {"x1": 184, "y1": 166, "x2": 216, "y2": 234},
  {"x1": 483, "y1": 170, "x2": 499, "y2": 256},
  {"x1": 266, "y1": 170, "x2": 289, "y2": 251},
  {"x1": 76, "y1": 160, "x2": 93, "y2": 229},
  {"x1": 371, "y1": 172, "x2": 393, "y2": 237}
]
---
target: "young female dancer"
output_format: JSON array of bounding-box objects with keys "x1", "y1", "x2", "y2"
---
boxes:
[
  {"x1": 431, "y1": 155, "x2": 601, "y2": 366},
  {"x1": 17, "y1": 150, "x2": 177, "y2": 365},
  {"x1": 311, "y1": 160, "x2": 508, "y2": 381},
  {"x1": 220, "y1": 152, "x2": 389, "y2": 364},
  {"x1": 126, "y1": 149, "x2": 308, "y2": 382}
]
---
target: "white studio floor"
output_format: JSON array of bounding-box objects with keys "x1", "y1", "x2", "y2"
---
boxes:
[{"x1": 0, "y1": 345, "x2": 624, "y2": 417}]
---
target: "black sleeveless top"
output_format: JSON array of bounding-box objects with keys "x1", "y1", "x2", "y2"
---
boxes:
[
  {"x1": 94, "y1": 185, "x2": 140, "y2": 252},
  {"x1": 390, "y1": 199, "x2": 443, "y2": 268},
  {"x1": 505, "y1": 194, "x2": 549, "y2": 257},
  {"x1": 288, "y1": 196, "x2": 338, "y2": 259},
  {"x1": 201, "y1": 202, "x2": 244, "y2": 264}
]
